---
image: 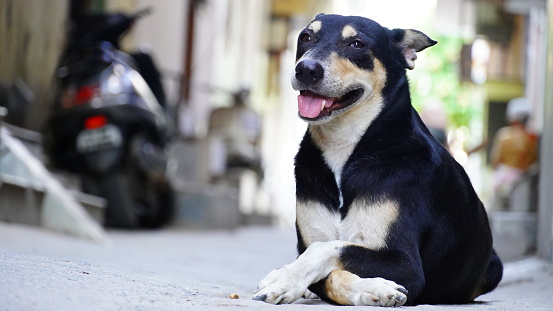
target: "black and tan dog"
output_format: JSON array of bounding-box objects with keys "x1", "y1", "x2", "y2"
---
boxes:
[{"x1": 253, "y1": 14, "x2": 503, "y2": 307}]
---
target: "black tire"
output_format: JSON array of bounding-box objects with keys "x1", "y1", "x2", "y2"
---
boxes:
[
  {"x1": 137, "y1": 177, "x2": 175, "y2": 228},
  {"x1": 82, "y1": 162, "x2": 174, "y2": 229},
  {"x1": 82, "y1": 166, "x2": 140, "y2": 229}
]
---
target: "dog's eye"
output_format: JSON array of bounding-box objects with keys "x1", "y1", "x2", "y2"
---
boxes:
[
  {"x1": 349, "y1": 40, "x2": 365, "y2": 49},
  {"x1": 300, "y1": 33, "x2": 312, "y2": 43}
]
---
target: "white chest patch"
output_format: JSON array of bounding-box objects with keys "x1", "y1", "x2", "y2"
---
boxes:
[
  {"x1": 297, "y1": 201, "x2": 341, "y2": 246},
  {"x1": 309, "y1": 96, "x2": 383, "y2": 208},
  {"x1": 339, "y1": 199, "x2": 399, "y2": 250},
  {"x1": 297, "y1": 199, "x2": 399, "y2": 250}
]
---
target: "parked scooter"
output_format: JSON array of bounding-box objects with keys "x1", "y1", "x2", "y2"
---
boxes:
[{"x1": 44, "y1": 9, "x2": 174, "y2": 228}]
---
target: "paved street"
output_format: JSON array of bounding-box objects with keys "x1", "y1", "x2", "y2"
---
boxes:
[{"x1": 0, "y1": 222, "x2": 552, "y2": 311}]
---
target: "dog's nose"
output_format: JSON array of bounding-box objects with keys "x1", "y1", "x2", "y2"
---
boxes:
[{"x1": 295, "y1": 60, "x2": 324, "y2": 85}]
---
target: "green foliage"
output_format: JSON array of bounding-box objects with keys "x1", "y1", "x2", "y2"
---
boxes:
[{"x1": 408, "y1": 36, "x2": 480, "y2": 128}]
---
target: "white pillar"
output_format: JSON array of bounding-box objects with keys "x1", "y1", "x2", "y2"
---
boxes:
[{"x1": 537, "y1": 0, "x2": 553, "y2": 263}]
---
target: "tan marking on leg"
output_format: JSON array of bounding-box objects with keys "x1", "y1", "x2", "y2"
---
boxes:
[{"x1": 326, "y1": 270, "x2": 361, "y2": 305}]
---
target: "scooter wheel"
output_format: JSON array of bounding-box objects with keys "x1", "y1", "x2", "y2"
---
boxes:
[
  {"x1": 137, "y1": 177, "x2": 175, "y2": 228},
  {"x1": 82, "y1": 167, "x2": 140, "y2": 229}
]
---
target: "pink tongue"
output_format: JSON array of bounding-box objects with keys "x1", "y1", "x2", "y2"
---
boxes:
[{"x1": 297, "y1": 92, "x2": 334, "y2": 118}]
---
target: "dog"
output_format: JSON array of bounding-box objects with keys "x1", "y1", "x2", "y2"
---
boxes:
[{"x1": 253, "y1": 14, "x2": 503, "y2": 307}]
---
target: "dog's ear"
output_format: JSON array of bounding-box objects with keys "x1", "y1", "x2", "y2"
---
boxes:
[{"x1": 392, "y1": 29, "x2": 437, "y2": 70}]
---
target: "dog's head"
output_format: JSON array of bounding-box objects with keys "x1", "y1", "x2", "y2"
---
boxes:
[{"x1": 293, "y1": 14, "x2": 436, "y2": 124}]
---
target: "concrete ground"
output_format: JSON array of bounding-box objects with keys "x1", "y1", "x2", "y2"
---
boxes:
[{"x1": 0, "y1": 222, "x2": 552, "y2": 311}]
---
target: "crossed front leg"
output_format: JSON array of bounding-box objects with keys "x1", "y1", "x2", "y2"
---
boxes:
[{"x1": 252, "y1": 240, "x2": 408, "y2": 306}]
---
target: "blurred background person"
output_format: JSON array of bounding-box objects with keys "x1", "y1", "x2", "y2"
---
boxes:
[
  {"x1": 490, "y1": 97, "x2": 538, "y2": 209},
  {"x1": 208, "y1": 88, "x2": 262, "y2": 181}
]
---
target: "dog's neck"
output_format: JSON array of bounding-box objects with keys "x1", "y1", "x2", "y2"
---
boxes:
[{"x1": 309, "y1": 94, "x2": 384, "y2": 204}]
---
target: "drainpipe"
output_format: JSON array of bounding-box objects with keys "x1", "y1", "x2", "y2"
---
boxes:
[{"x1": 182, "y1": 0, "x2": 199, "y2": 104}]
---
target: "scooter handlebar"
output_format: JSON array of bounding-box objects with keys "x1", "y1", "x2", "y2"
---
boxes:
[{"x1": 132, "y1": 7, "x2": 152, "y2": 20}]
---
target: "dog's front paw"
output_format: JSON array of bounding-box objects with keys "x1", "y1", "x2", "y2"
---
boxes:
[
  {"x1": 349, "y1": 277, "x2": 408, "y2": 307},
  {"x1": 253, "y1": 266, "x2": 307, "y2": 304},
  {"x1": 326, "y1": 271, "x2": 408, "y2": 307}
]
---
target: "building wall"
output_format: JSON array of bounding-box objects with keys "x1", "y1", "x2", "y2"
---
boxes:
[
  {"x1": 0, "y1": 0, "x2": 69, "y2": 131},
  {"x1": 133, "y1": 0, "x2": 186, "y2": 108}
]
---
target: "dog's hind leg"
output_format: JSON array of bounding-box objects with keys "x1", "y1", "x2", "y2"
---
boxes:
[{"x1": 471, "y1": 249, "x2": 503, "y2": 300}]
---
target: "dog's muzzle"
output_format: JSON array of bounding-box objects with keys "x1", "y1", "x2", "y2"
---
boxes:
[
  {"x1": 293, "y1": 59, "x2": 364, "y2": 121},
  {"x1": 295, "y1": 60, "x2": 324, "y2": 85}
]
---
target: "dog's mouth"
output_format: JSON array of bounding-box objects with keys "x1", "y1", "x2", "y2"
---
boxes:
[{"x1": 297, "y1": 88, "x2": 364, "y2": 120}]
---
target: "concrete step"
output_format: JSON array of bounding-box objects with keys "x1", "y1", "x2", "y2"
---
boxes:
[
  {"x1": 0, "y1": 124, "x2": 106, "y2": 242},
  {"x1": 0, "y1": 174, "x2": 42, "y2": 225},
  {"x1": 1, "y1": 123, "x2": 106, "y2": 226},
  {"x1": 168, "y1": 139, "x2": 274, "y2": 230},
  {"x1": 0, "y1": 174, "x2": 106, "y2": 226},
  {"x1": 50, "y1": 171, "x2": 107, "y2": 224},
  {"x1": 490, "y1": 211, "x2": 538, "y2": 262}
]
